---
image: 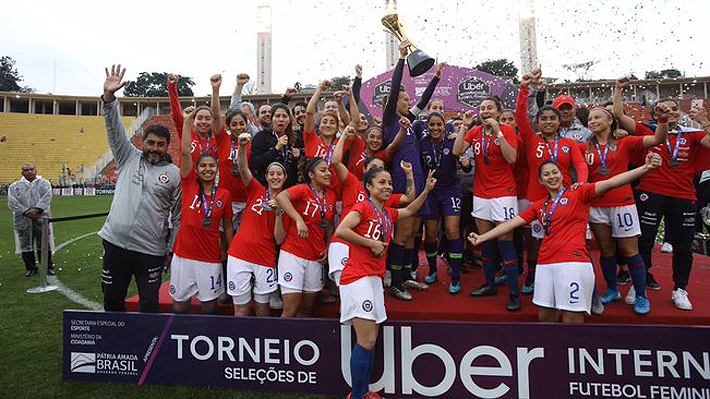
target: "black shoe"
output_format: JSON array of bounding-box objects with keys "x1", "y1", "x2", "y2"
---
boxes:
[
  {"x1": 47, "y1": 268, "x2": 56, "y2": 276},
  {"x1": 506, "y1": 294, "x2": 521, "y2": 312},
  {"x1": 25, "y1": 268, "x2": 37, "y2": 277},
  {"x1": 470, "y1": 284, "x2": 497, "y2": 297},
  {"x1": 646, "y1": 273, "x2": 661, "y2": 291},
  {"x1": 617, "y1": 270, "x2": 630, "y2": 285}
]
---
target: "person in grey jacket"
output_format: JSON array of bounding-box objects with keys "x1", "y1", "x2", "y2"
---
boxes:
[
  {"x1": 100, "y1": 64, "x2": 181, "y2": 313},
  {"x1": 8, "y1": 164, "x2": 55, "y2": 277}
]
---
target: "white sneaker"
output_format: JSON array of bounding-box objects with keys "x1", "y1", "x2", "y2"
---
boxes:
[
  {"x1": 672, "y1": 289, "x2": 693, "y2": 311},
  {"x1": 410, "y1": 269, "x2": 418, "y2": 281},
  {"x1": 383, "y1": 270, "x2": 392, "y2": 288},
  {"x1": 625, "y1": 286, "x2": 636, "y2": 305},
  {"x1": 661, "y1": 242, "x2": 673, "y2": 253}
]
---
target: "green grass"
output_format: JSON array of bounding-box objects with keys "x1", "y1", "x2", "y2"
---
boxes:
[{"x1": 0, "y1": 196, "x2": 338, "y2": 399}]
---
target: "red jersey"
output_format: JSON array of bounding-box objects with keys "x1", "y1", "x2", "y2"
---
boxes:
[
  {"x1": 696, "y1": 145, "x2": 710, "y2": 173},
  {"x1": 281, "y1": 183, "x2": 337, "y2": 261},
  {"x1": 216, "y1": 127, "x2": 251, "y2": 203},
  {"x1": 340, "y1": 202, "x2": 400, "y2": 285},
  {"x1": 304, "y1": 128, "x2": 353, "y2": 196},
  {"x1": 227, "y1": 178, "x2": 278, "y2": 267},
  {"x1": 519, "y1": 183, "x2": 597, "y2": 265},
  {"x1": 634, "y1": 122, "x2": 707, "y2": 201},
  {"x1": 579, "y1": 136, "x2": 645, "y2": 207},
  {"x1": 331, "y1": 172, "x2": 403, "y2": 245},
  {"x1": 173, "y1": 174, "x2": 233, "y2": 263},
  {"x1": 347, "y1": 136, "x2": 389, "y2": 180},
  {"x1": 464, "y1": 124, "x2": 518, "y2": 198},
  {"x1": 513, "y1": 133, "x2": 529, "y2": 199}
]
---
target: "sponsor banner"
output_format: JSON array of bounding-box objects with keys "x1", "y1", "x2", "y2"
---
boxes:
[
  {"x1": 84, "y1": 187, "x2": 96, "y2": 196},
  {"x1": 73, "y1": 188, "x2": 84, "y2": 196},
  {"x1": 61, "y1": 188, "x2": 73, "y2": 196},
  {"x1": 52, "y1": 188, "x2": 61, "y2": 196},
  {"x1": 95, "y1": 188, "x2": 115, "y2": 195},
  {"x1": 361, "y1": 65, "x2": 519, "y2": 119},
  {"x1": 64, "y1": 311, "x2": 710, "y2": 398}
]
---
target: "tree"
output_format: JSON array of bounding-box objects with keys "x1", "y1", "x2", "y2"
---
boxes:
[
  {"x1": 474, "y1": 59, "x2": 518, "y2": 78},
  {"x1": 644, "y1": 69, "x2": 682, "y2": 80},
  {"x1": 562, "y1": 60, "x2": 598, "y2": 82},
  {"x1": 123, "y1": 72, "x2": 195, "y2": 97},
  {"x1": 329, "y1": 76, "x2": 352, "y2": 91},
  {"x1": 0, "y1": 56, "x2": 33, "y2": 92}
]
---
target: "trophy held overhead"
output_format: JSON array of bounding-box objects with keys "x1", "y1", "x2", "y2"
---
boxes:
[{"x1": 382, "y1": 7, "x2": 435, "y2": 77}]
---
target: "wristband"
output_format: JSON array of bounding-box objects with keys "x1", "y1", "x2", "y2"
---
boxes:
[{"x1": 657, "y1": 117, "x2": 668, "y2": 124}]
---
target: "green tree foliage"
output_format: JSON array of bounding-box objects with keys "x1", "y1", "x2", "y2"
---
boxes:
[
  {"x1": 329, "y1": 76, "x2": 352, "y2": 91},
  {"x1": 474, "y1": 59, "x2": 519, "y2": 78},
  {"x1": 644, "y1": 69, "x2": 682, "y2": 80},
  {"x1": 123, "y1": 72, "x2": 195, "y2": 97},
  {"x1": 0, "y1": 56, "x2": 33, "y2": 92}
]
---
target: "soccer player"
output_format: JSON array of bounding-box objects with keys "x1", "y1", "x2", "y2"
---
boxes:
[
  {"x1": 169, "y1": 107, "x2": 234, "y2": 314},
  {"x1": 275, "y1": 157, "x2": 337, "y2": 317},
  {"x1": 469, "y1": 153, "x2": 662, "y2": 323},
  {"x1": 421, "y1": 112, "x2": 465, "y2": 294},
  {"x1": 453, "y1": 100, "x2": 521, "y2": 310},
  {"x1": 515, "y1": 72, "x2": 588, "y2": 293},
  {"x1": 226, "y1": 133, "x2": 287, "y2": 316},
  {"x1": 336, "y1": 168, "x2": 436, "y2": 399},
  {"x1": 579, "y1": 104, "x2": 669, "y2": 315},
  {"x1": 613, "y1": 77, "x2": 710, "y2": 310}
]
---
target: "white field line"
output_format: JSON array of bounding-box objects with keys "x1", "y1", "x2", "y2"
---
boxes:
[{"x1": 49, "y1": 231, "x2": 102, "y2": 310}]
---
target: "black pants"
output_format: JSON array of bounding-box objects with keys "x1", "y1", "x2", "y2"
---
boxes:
[
  {"x1": 101, "y1": 239, "x2": 163, "y2": 313},
  {"x1": 636, "y1": 191, "x2": 696, "y2": 290}
]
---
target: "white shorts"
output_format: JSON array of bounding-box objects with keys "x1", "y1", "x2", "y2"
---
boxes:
[
  {"x1": 277, "y1": 250, "x2": 324, "y2": 294},
  {"x1": 340, "y1": 275, "x2": 387, "y2": 325},
  {"x1": 532, "y1": 262, "x2": 595, "y2": 314},
  {"x1": 328, "y1": 242, "x2": 350, "y2": 286},
  {"x1": 472, "y1": 196, "x2": 518, "y2": 223},
  {"x1": 169, "y1": 254, "x2": 223, "y2": 303},
  {"x1": 232, "y1": 202, "x2": 247, "y2": 229},
  {"x1": 589, "y1": 205, "x2": 642, "y2": 238},
  {"x1": 226, "y1": 256, "x2": 278, "y2": 305}
]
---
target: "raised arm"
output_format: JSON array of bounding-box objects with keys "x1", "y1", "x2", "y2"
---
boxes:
[
  {"x1": 595, "y1": 153, "x2": 661, "y2": 195},
  {"x1": 353, "y1": 64, "x2": 363, "y2": 104},
  {"x1": 335, "y1": 90, "x2": 351, "y2": 127},
  {"x1": 180, "y1": 106, "x2": 196, "y2": 177},
  {"x1": 485, "y1": 118, "x2": 516, "y2": 164},
  {"x1": 469, "y1": 216, "x2": 527, "y2": 246},
  {"x1": 210, "y1": 74, "x2": 222, "y2": 134},
  {"x1": 281, "y1": 87, "x2": 296, "y2": 105},
  {"x1": 452, "y1": 110, "x2": 475, "y2": 156},
  {"x1": 411, "y1": 62, "x2": 445, "y2": 118},
  {"x1": 515, "y1": 75, "x2": 538, "y2": 144},
  {"x1": 332, "y1": 126, "x2": 354, "y2": 182},
  {"x1": 167, "y1": 74, "x2": 184, "y2": 134},
  {"x1": 385, "y1": 117, "x2": 410, "y2": 159},
  {"x1": 383, "y1": 40, "x2": 409, "y2": 127},
  {"x1": 229, "y1": 73, "x2": 249, "y2": 113},
  {"x1": 236, "y1": 133, "x2": 253, "y2": 186},
  {"x1": 399, "y1": 160, "x2": 415, "y2": 204},
  {"x1": 612, "y1": 77, "x2": 637, "y2": 133},
  {"x1": 398, "y1": 170, "x2": 435, "y2": 219},
  {"x1": 344, "y1": 85, "x2": 359, "y2": 128},
  {"x1": 305, "y1": 80, "x2": 329, "y2": 133},
  {"x1": 102, "y1": 64, "x2": 138, "y2": 167},
  {"x1": 642, "y1": 103, "x2": 670, "y2": 148},
  {"x1": 688, "y1": 106, "x2": 710, "y2": 148}
]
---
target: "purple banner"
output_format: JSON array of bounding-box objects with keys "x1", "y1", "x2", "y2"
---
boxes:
[
  {"x1": 360, "y1": 65, "x2": 519, "y2": 119},
  {"x1": 64, "y1": 310, "x2": 710, "y2": 398}
]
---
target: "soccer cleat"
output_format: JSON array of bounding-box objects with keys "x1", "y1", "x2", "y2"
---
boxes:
[
  {"x1": 634, "y1": 296, "x2": 651, "y2": 315},
  {"x1": 410, "y1": 269, "x2": 418, "y2": 281},
  {"x1": 671, "y1": 288, "x2": 693, "y2": 311},
  {"x1": 625, "y1": 286, "x2": 636, "y2": 305},
  {"x1": 494, "y1": 275, "x2": 508, "y2": 285},
  {"x1": 600, "y1": 288, "x2": 621, "y2": 304},
  {"x1": 646, "y1": 272, "x2": 661, "y2": 291},
  {"x1": 448, "y1": 282, "x2": 461, "y2": 294},
  {"x1": 521, "y1": 273, "x2": 534, "y2": 294},
  {"x1": 470, "y1": 284, "x2": 497, "y2": 297},
  {"x1": 617, "y1": 269, "x2": 630, "y2": 285},
  {"x1": 661, "y1": 242, "x2": 673, "y2": 253},
  {"x1": 390, "y1": 285, "x2": 412, "y2": 301},
  {"x1": 383, "y1": 270, "x2": 392, "y2": 288},
  {"x1": 403, "y1": 279, "x2": 429, "y2": 291},
  {"x1": 424, "y1": 271, "x2": 437, "y2": 284},
  {"x1": 591, "y1": 294, "x2": 605, "y2": 315},
  {"x1": 506, "y1": 294, "x2": 521, "y2": 312}
]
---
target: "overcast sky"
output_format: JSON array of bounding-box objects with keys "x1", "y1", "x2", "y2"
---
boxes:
[{"x1": 2, "y1": 0, "x2": 709, "y2": 97}]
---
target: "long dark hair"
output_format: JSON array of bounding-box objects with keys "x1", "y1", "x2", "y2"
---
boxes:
[
  {"x1": 270, "y1": 103, "x2": 294, "y2": 145},
  {"x1": 363, "y1": 167, "x2": 388, "y2": 196},
  {"x1": 298, "y1": 156, "x2": 325, "y2": 184}
]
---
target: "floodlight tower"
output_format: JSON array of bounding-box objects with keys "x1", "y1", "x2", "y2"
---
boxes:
[
  {"x1": 518, "y1": 0, "x2": 538, "y2": 75},
  {"x1": 384, "y1": 0, "x2": 399, "y2": 71},
  {"x1": 257, "y1": 2, "x2": 273, "y2": 94}
]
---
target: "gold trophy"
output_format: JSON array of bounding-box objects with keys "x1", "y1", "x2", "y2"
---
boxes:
[{"x1": 381, "y1": 9, "x2": 435, "y2": 77}]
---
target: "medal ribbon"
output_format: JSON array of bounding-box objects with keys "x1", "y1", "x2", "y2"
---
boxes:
[
  {"x1": 544, "y1": 135, "x2": 559, "y2": 163},
  {"x1": 200, "y1": 181, "x2": 217, "y2": 224},
  {"x1": 308, "y1": 182, "x2": 327, "y2": 224},
  {"x1": 199, "y1": 134, "x2": 212, "y2": 155},
  {"x1": 542, "y1": 188, "x2": 567, "y2": 235},
  {"x1": 367, "y1": 198, "x2": 391, "y2": 242},
  {"x1": 665, "y1": 128, "x2": 683, "y2": 164},
  {"x1": 482, "y1": 130, "x2": 493, "y2": 160},
  {"x1": 594, "y1": 142, "x2": 609, "y2": 170}
]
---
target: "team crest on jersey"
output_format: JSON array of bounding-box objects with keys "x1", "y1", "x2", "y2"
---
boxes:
[
  {"x1": 443, "y1": 148, "x2": 450, "y2": 155},
  {"x1": 329, "y1": 204, "x2": 334, "y2": 211},
  {"x1": 158, "y1": 172, "x2": 170, "y2": 184},
  {"x1": 494, "y1": 138, "x2": 500, "y2": 146},
  {"x1": 560, "y1": 198, "x2": 569, "y2": 205},
  {"x1": 573, "y1": 133, "x2": 582, "y2": 141},
  {"x1": 228, "y1": 281, "x2": 235, "y2": 291},
  {"x1": 561, "y1": 146, "x2": 570, "y2": 153},
  {"x1": 341, "y1": 257, "x2": 349, "y2": 266},
  {"x1": 283, "y1": 272, "x2": 293, "y2": 282},
  {"x1": 362, "y1": 300, "x2": 373, "y2": 312},
  {"x1": 212, "y1": 145, "x2": 218, "y2": 152},
  {"x1": 639, "y1": 193, "x2": 649, "y2": 202},
  {"x1": 216, "y1": 200, "x2": 223, "y2": 208},
  {"x1": 680, "y1": 138, "x2": 687, "y2": 145},
  {"x1": 533, "y1": 223, "x2": 542, "y2": 233},
  {"x1": 169, "y1": 285, "x2": 176, "y2": 294}
]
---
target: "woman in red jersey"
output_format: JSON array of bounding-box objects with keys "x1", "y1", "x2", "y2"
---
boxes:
[
  {"x1": 275, "y1": 157, "x2": 337, "y2": 318},
  {"x1": 579, "y1": 104, "x2": 669, "y2": 315},
  {"x1": 515, "y1": 71, "x2": 588, "y2": 293},
  {"x1": 169, "y1": 106, "x2": 234, "y2": 314},
  {"x1": 226, "y1": 133, "x2": 287, "y2": 317},
  {"x1": 469, "y1": 153, "x2": 662, "y2": 323},
  {"x1": 613, "y1": 77, "x2": 710, "y2": 311},
  {"x1": 453, "y1": 98, "x2": 522, "y2": 311},
  {"x1": 328, "y1": 125, "x2": 416, "y2": 287},
  {"x1": 336, "y1": 168, "x2": 435, "y2": 399},
  {"x1": 347, "y1": 124, "x2": 406, "y2": 180}
]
